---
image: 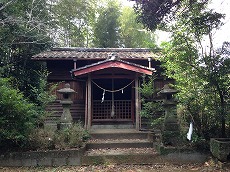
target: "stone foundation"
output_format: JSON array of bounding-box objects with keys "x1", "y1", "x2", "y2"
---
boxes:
[{"x1": 0, "y1": 147, "x2": 85, "y2": 167}]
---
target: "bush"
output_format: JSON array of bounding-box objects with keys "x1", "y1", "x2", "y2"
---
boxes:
[
  {"x1": 0, "y1": 78, "x2": 37, "y2": 148},
  {"x1": 139, "y1": 76, "x2": 164, "y2": 130},
  {"x1": 54, "y1": 123, "x2": 89, "y2": 150},
  {"x1": 31, "y1": 69, "x2": 57, "y2": 125},
  {"x1": 28, "y1": 122, "x2": 89, "y2": 151},
  {"x1": 0, "y1": 68, "x2": 58, "y2": 151},
  {"x1": 28, "y1": 127, "x2": 55, "y2": 150}
]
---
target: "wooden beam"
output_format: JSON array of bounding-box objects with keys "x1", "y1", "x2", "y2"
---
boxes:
[
  {"x1": 92, "y1": 75, "x2": 134, "y2": 80},
  {"x1": 73, "y1": 61, "x2": 153, "y2": 77},
  {"x1": 87, "y1": 74, "x2": 92, "y2": 130}
]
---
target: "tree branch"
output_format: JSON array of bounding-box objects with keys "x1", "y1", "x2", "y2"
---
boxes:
[{"x1": 0, "y1": 0, "x2": 17, "y2": 11}]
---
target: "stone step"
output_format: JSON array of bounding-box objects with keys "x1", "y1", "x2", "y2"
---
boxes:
[
  {"x1": 82, "y1": 147, "x2": 159, "y2": 165},
  {"x1": 83, "y1": 129, "x2": 207, "y2": 165},
  {"x1": 82, "y1": 154, "x2": 160, "y2": 165},
  {"x1": 87, "y1": 129, "x2": 157, "y2": 150},
  {"x1": 85, "y1": 147, "x2": 157, "y2": 156},
  {"x1": 82, "y1": 147, "x2": 208, "y2": 165},
  {"x1": 89, "y1": 129, "x2": 154, "y2": 140},
  {"x1": 84, "y1": 128, "x2": 159, "y2": 164},
  {"x1": 86, "y1": 139, "x2": 153, "y2": 149},
  {"x1": 91, "y1": 124, "x2": 135, "y2": 130}
]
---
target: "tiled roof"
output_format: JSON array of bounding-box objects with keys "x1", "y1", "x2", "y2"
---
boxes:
[{"x1": 32, "y1": 47, "x2": 160, "y2": 60}]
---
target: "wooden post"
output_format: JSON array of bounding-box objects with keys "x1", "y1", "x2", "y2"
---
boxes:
[
  {"x1": 138, "y1": 79, "x2": 141, "y2": 129},
  {"x1": 148, "y1": 57, "x2": 151, "y2": 68},
  {"x1": 135, "y1": 75, "x2": 140, "y2": 130},
  {"x1": 111, "y1": 78, "x2": 115, "y2": 118},
  {"x1": 73, "y1": 59, "x2": 77, "y2": 70},
  {"x1": 131, "y1": 81, "x2": 135, "y2": 124},
  {"x1": 87, "y1": 74, "x2": 92, "y2": 130},
  {"x1": 84, "y1": 82, "x2": 88, "y2": 129}
]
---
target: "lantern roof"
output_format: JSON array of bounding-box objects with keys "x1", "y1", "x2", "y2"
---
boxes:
[
  {"x1": 159, "y1": 84, "x2": 178, "y2": 95},
  {"x1": 57, "y1": 83, "x2": 76, "y2": 94}
]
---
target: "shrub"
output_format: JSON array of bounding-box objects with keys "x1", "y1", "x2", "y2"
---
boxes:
[
  {"x1": 31, "y1": 69, "x2": 57, "y2": 125},
  {"x1": 28, "y1": 122, "x2": 89, "y2": 151},
  {"x1": 0, "y1": 68, "x2": 60, "y2": 151},
  {"x1": 54, "y1": 123, "x2": 89, "y2": 150},
  {"x1": 28, "y1": 127, "x2": 55, "y2": 150},
  {"x1": 0, "y1": 78, "x2": 37, "y2": 148}
]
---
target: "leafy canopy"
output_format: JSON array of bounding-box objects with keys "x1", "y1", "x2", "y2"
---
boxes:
[
  {"x1": 133, "y1": 0, "x2": 229, "y2": 138},
  {"x1": 93, "y1": 0, "x2": 121, "y2": 47}
]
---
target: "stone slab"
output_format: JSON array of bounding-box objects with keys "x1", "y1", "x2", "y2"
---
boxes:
[{"x1": 0, "y1": 148, "x2": 84, "y2": 167}]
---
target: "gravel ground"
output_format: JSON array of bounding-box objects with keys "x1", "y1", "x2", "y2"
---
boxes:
[{"x1": 0, "y1": 162, "x2": 229, "y2": 172}]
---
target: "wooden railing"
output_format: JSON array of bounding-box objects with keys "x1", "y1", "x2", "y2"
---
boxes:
[{"x1": 92, "y1": 100, "x2": 132, "y2": 121}]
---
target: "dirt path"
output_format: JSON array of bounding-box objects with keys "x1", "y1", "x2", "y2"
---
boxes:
[{"x1": 0, "y1": 163, "x2": 229, "y2": 172}]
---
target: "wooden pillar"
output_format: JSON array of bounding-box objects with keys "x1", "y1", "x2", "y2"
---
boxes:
[
  {"x1": 131, "y1": 81, "x2": 135, "y2": 124},
  {"x1": 135, "y1": 74, "x2": 140, "y2": 130},
  {"x1": 87, "y1": 74, "x2": 92, "y2": 130},
  {"x1": 84, "y1": 82, "x2": 88, "y2": 129}
]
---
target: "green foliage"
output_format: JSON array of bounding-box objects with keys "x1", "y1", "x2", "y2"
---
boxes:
[
  {"x1": 93, "y1": 0, "x2": 121, "y2": 47},
  {"x1": 51, "y1": 0, "x2": 96, "y2": 47},
  {"x1": 139, "y1": 76, "x2": 164, "y2": 129},
  {"x1": 0, "y1": 0, "x2": 52, "y2": 100},
  {"x1": 0, "y1": 78, "x2": 37, "y2": 147},
  {"x1": 1, "y1": 0, "x2": 157, "y2": 49},
  {"x1": 92, "y1": 1, "x2": 157, "y2": 48},
  {"x1": 31, "y1": 69, "x2": 57, "y2": 123},
  {"x1": 159, "y1": 1, "x2": 229, "y2": 139},
  {"x1": 54, "y1": 123, "x2": 89, "y2": 150},
  {"x1": 133, "y1": 0, "x2": 181, "y2": 31},
  {"x1": 32, "y1": 70, "x2": 56, "y2": 108},
  {"x1": 28, "y1": 123, "x2": 89, "y2": 151},
  {"x1": 139, "y1": 76, "x2": 154, "y2": 99},
  {"x1": 0, "y1": 65, "x2": 56, "y2": 149},
  {"x1": 0, "y1": 0, "x2": 52, "y2": 46},
  {"x1": 179, "y1": 126, "x2": 209, "y2": 151},
  {"x1": 119, "y1": 7, "x2": 157, "y2": 48},
  {"x1": 134, "y1": 0, "x2": 229, "y2": 139},
  {"x1": 28, "y1": 127, "x2": 55, "y2": 150},
  {"x1": 161, "y1": 41, "x2": 230, "y2": 139}
]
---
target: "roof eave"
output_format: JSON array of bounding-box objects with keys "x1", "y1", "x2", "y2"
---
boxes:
[{"x1": 72, "y1": 60, "x2": 155, "y2": 77}]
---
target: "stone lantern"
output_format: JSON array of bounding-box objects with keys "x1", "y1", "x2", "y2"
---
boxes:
[
  {"x1": 159, "y1": 84, "x2": 180, "y2": 146},
  {"x1": 57, "y1": 83, "x2": 76, "y2": 129}
]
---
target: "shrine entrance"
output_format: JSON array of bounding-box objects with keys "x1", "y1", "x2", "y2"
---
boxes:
[
  {"x1": 92, "y1": 78, "x2": 134, "y2": 123},
  {"x1": 71, "y1": 58, "x2": 154, "y2": 130}
]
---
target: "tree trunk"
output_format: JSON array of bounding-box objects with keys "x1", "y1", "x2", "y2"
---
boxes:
[{"x1": 217, "y1": 84, "x2": 226, "y2": 138}]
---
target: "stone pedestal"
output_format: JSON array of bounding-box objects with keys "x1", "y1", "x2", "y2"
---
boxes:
[
  {"x1": 57, "y1": 83, "x2": 76, "y2": 129},
  {"x1": 59, "y1": 100, "x2": 73, "y2": 129}
]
